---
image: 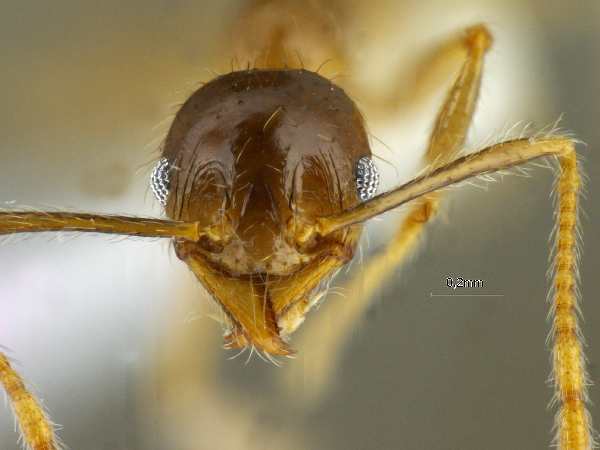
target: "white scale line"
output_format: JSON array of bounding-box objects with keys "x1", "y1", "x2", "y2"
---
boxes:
[{"x1": 429, "y1": 292, "x2": 504, "y2": 297}]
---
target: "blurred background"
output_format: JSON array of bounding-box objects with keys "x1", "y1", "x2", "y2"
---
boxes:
[{"x1": 0, "y1": 1, "x2": 599, "y2": 449}]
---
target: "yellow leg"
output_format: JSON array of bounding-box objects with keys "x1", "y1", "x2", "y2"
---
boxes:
[
  {"x1": 0, "y1": 353, "x2": 61, "y2": 450},
  {"x1": 552, "y1": 151, "x2": 591, "y2": 449},
  {"x1": 283, "y1": 24, "x2": 491, "y2": 401},
  {"x1": 425, "y1": 24, "x2": 491, "y2": 166},
  {"x1": 348, "y1": 24, "x2": 490, "y2": 121}
]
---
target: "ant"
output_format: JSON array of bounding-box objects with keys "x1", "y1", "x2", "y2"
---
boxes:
[{"x1": 0, "y1": 1, "x2": 593, "y2": 449}]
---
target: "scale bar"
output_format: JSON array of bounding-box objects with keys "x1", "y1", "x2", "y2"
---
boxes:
[{"x1": 429, "y1": 293, "x2": 504, "y2": 297}]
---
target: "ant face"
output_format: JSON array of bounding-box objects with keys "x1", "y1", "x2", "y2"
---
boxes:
[{"x1": 156, "y1": 69, "x2": 376, "y2": 354}]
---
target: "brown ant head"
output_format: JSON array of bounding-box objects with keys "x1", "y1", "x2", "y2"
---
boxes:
[{"x1": 157, "y1": 69, "x2": 377, "y2": 356}]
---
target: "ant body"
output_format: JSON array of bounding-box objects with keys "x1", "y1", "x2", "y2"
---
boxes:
[{"x1": 0, "y1": 1, "x2": 592, "y2": 449}]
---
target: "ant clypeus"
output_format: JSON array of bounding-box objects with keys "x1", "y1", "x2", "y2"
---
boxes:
[{"x1": 0, "y1": 1, "x2": 593, "y2": 449}]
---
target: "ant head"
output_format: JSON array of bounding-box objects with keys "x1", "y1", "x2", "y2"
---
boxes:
[{"x1": 158, "y1": 69, "x2": 377, "y2": 355}]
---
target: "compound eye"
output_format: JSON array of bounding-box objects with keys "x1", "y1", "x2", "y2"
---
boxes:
[
  {"x1": 150, "y1": 157, "x2": 171, "y2": 206},
  {"x1": 355, "y1": 156, "x2": 379, "y2": 201}
]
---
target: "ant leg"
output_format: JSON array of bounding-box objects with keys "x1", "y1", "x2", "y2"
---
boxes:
[
  {"x1": 0, "y1": 353, "x2": 61, "y2": 450},
  {"x1": 283, "y1": 25, "x2": 492, "y2": 400},
  {"x1": 348, "y1": 24, "x2": 489, "y2": 119}
]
